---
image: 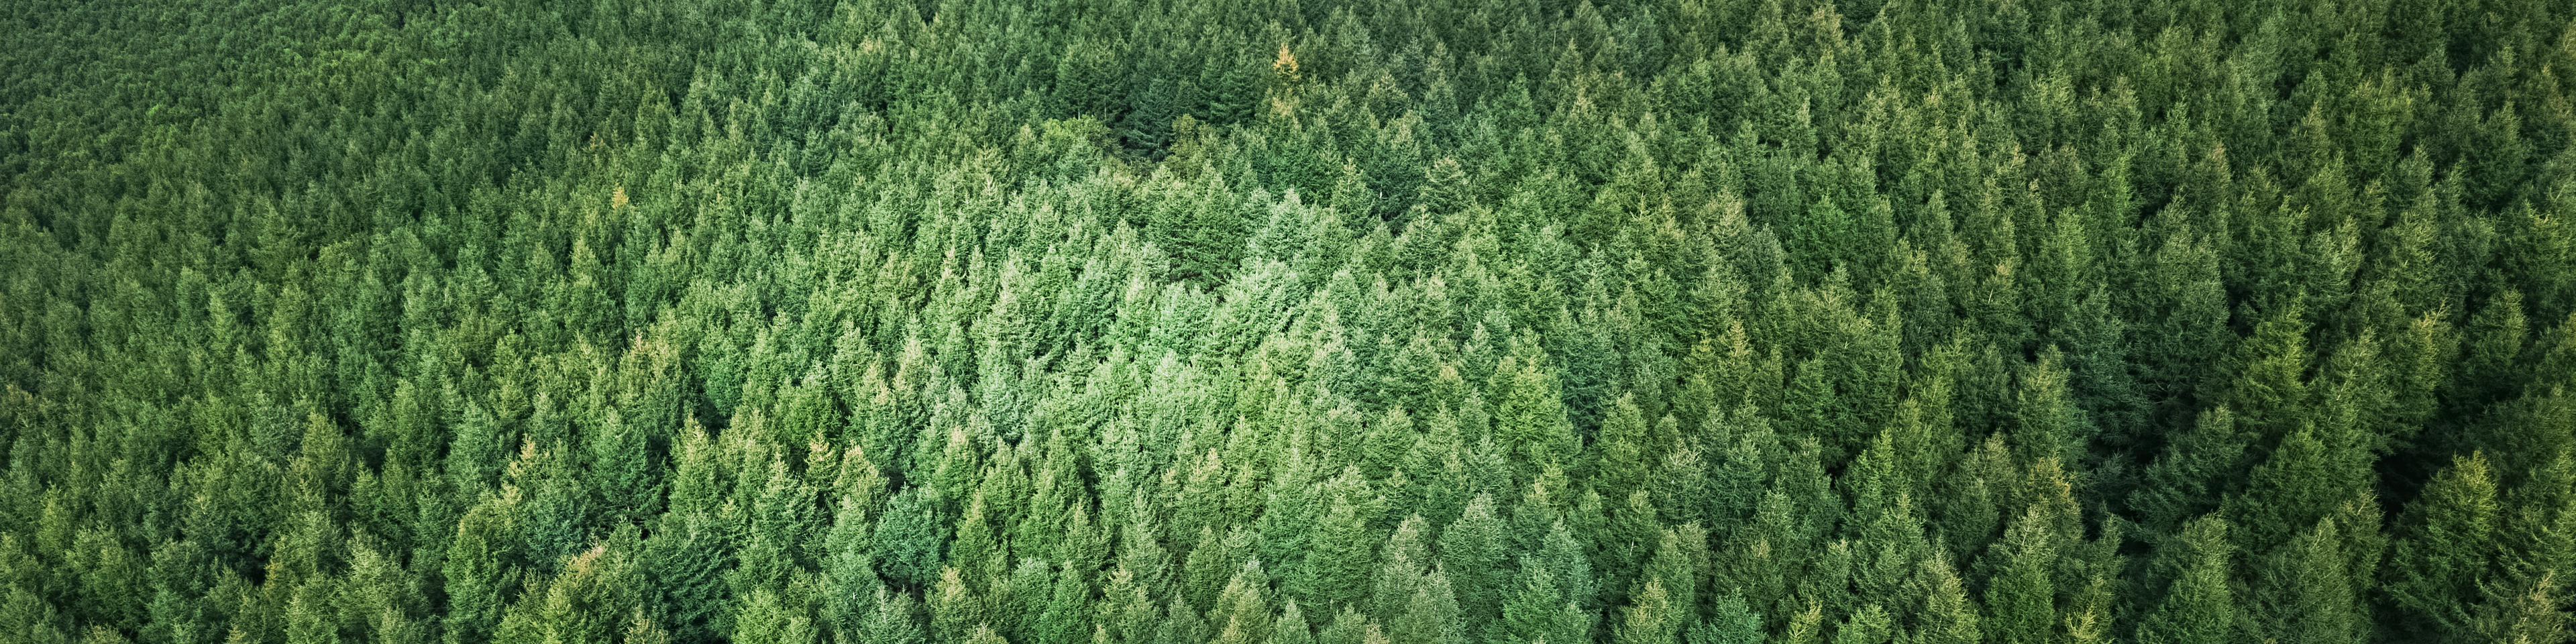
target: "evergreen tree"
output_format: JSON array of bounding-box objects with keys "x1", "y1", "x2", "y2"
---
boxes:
[
  {"x1": 1495, "y1": 563, "x2": 1587, "y2": 644},
  {"x1": 1441, "y1": 496, "x2": 1511, "y2": 635},
  {"x1": 729, "y1": 588, "x2": 820, "y2": 644},
  {"x1": 2267, "y1": 519, "x2": 2365, "y2": 644},
  {"x1": 2135, "y1": 516, "x2": 2243, "y2": 644},
  {"x1": 1274, "y1": 600, "x2": 1317, "y2": 644},
  {"x1": 1687, "y1": 592, "x2": 1763, "y2": 644},
  {"x1": 1980, "y1": 508, "x2": 2057, "y2": 644},
  {"x1": 2132, "y1": 409, "x2": 2252, "y2": 540},
  {"x1": 875, "y1": 487, "x2": 949, "y2": 589},
  {"x1": 823, "y1": 497, "x2": 881, "y2": 637},
  {"x1": 445, "y1": 498, "x2": 524, "y2": 644},
  {"x1": 855, "y1": 587, "x2": 928, "y2": 644},
  {"x1": 1296, "y1": 474, "x2": 1379, "y2": 612},
  {"x1": 2383, "y1": 453, "x2": 2504, "y2": 643},
  {"x1": 494, "y1": 535, "x2": 650, "y2": 644},
  {"x1": 1493, "y1": 350, "x2": 1578, "y2": 486},
  {"x1": 1389, "y1": 566, "x2": 1466, "y2": 644},
  {"x1": 1609, "y1": 579, "x2": 1680, "y2": 644},
  {"x1": 931, "y1": 568, "x2": 987, "y2": 644},
  {"x1": 1589, "y1": 394, "x2": 1652, "y2": 513},
  {"x1": 1915, "y1": 555, "x2": 1980, "y2": 644},
  {"x1": 1209, "y1": 560, "x2": 1276, "y2": 644}
]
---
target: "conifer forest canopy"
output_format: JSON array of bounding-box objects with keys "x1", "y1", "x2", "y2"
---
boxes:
[{"x1": 8, "y1": 0, "x2": 2576, "y2": 642}]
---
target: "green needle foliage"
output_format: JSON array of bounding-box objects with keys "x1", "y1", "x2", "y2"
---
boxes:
[{"x1": 3, "y1": 0, "x2": 2575, "y2": 643}]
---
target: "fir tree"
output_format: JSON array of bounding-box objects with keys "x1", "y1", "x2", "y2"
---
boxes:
[
  {"x1": 2384, "y1": 453, "x2": 2504, "y2": 643},
  {"x1": 2135, "y1": 516, "x2": 2242, "y2": 644}
]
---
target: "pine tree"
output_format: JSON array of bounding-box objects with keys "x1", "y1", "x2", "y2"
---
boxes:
[
  {"x1": 1704, "y1": 409, "x2": 1775, "y2": 533},
  {"x1": 1368, "y1": 516, "x2": 1431, "y2": 626},
  {"x1": 2131, "y1": 215, "x2": 2232, "y2": 419},
  {"x1": 1532, "y1": 521, "x2": 1598, "y2": 616},
  {"x1": 1183, "y1": 527, "x2": 1250, "y2": 619},
  {"x1": 1097, "y1": 566, "x2": 1161, "y2": 644},
  {"x1": 947, "y1": 492, "x2": 1004, "y2": 596},
  {"x1": 283, "y1": 582, "x2": 337, "y2": 644},
  {"x1": 2223, "y1": 303, "x2": 2315, "y2": 443},
  {"x1": 2494, "y1": 450, "x2": 2576, "y2": 639},
  {"x1": 1636, "y1": 525, "x2": 1705, "y2": 629},
  {"x1": 2011, "y1": 349, "x2": 2087, "y2": 468},
  {"x1": 2224, "y1": 423, "x2": 2365, "y2": 581},
  {"x1": 823, "y1": 496, "x2": 881, "y2": 637},
  {"x1": 644, "y1": 509, "x2": 736, "y2": 643},
  {"x1": 11, "y1": 3, "x2": 2576, "y2": 643},
  {"x1": 1829, "y1": 604, "x2": 1890, "y2": 644},
  {"x1": 1036, "y1": 563, "x2": 1093, "y2": 644},
  {"x1": 1316, "y1": 606, "x2": 1370, "y2": 644},
  {"x1": 1789, "y1": 195, "x2": 1854, "y2": 281},
  {"x1": 1273, "y1": 600, "x2": 1316, "y2": 644},
  {"x1": 1778, "y1": 361, "x2": 1848, "y2": 464},
  {"x1": 2470, "y1": 571, "x2": 2570, "y2": 644}
]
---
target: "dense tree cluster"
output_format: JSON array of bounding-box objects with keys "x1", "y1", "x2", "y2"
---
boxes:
[{"x1": 5, "y1": 0, "x2": 2576, "y2": 642}]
